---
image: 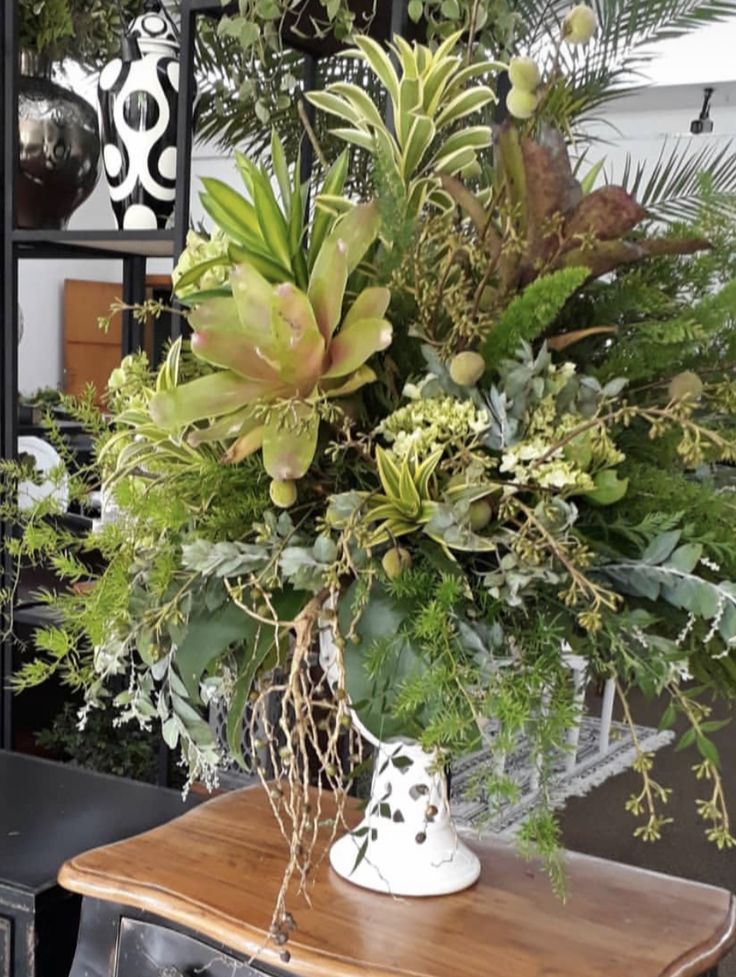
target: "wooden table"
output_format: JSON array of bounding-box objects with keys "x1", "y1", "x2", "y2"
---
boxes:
[
  {"x1": 0, "y1": 750, "x2": 197, "y2": 977},
  {"x1": 58, "y1": 786, "x2": 735, "y2": 977}
]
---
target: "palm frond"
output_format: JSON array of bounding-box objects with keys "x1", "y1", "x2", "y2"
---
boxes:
[
  {"x1": 588, "y1": 0, "x2": 736, "y2": 59},
  {"x1": 193, "y1": 24, "x2": 302, "y2": 156},
  {"x1": 525, "y1": 0, "x2": 736, "y2": 125},
  {"x1": 616, "y1": 138, "x2": 736, "y2": 223},
  {"x1": 520, "y1": 0, "x2": 736, "y2": 60}
]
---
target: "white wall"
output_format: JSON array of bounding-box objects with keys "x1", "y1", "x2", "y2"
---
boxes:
[
  {"x1": 582, "y1": 82, "x2": 736, "y2": 187},
  {"x1": 17, "y1": 145, "x2": 241, "y2": 395}
]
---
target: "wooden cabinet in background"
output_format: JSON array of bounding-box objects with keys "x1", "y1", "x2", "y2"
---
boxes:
[{"x1": 63, "y1": 277, "x2": 173, "y2": 402}]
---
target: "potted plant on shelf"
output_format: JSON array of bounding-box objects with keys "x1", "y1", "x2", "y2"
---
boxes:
[
  {"x1": 16, "y1": 0, "x2": 143, "y2": 228},
  {"x1": 7, "y1": 5, "x2": 736, "y2": 956}
]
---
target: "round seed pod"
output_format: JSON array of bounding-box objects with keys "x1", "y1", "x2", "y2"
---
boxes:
[
  {"x1": 668, "y1": 370, "x2": 704, "y2": 402},
  {"x1": 506, "y1": 86, "x2": 539, "y2": 120},
  {"x1": 269, "y1": 479, "x2": 297, "y2": 508},
  {"x1": 382, "y1": 547, "x2": 413, "y2": 580},
  {"x1": 508, "y1": 56, "x2": 541, "y2": 92},
  {"x1": 562, "y1": 3, "x2": 598, "y2": 44},
  {"x1": 469, "y1": 499, "x2": 493, "y2": 532},
  {"x1": 449, "y1": 350, "x2": 486, "y2": 386}
]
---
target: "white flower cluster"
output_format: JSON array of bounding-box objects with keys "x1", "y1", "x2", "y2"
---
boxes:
[
  {"x1": 500, "y1": 437, "x2": 597, "y2": 491},
  {"x1": 378, "y1": 394, "x2": 490, "y2": 460}
]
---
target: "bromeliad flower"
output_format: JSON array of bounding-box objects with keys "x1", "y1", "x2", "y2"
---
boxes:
[{"x1": 150, "y1": 203, "x2": 392, "y2": 495}]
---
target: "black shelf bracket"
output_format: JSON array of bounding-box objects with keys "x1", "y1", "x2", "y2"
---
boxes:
[
  {"x1": 1, "y1": 0, "x2": 19, "y2": 750},
  {"x1": 0, "y1": 0, "x2": 412, "y2": 760}
]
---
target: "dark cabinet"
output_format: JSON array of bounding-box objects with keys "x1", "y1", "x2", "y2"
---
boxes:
[
  {"x1": 116, "y1": 919, "x2": 258, "y2": 977},
  {"x1": 0, "y1": 752, "x2": 198, "y2": 977},
  {"x1": 0, "y1": 916, "x2": 12, "y2": 977},
  {"x1": 70, "y1": 901, "x2": 286, "y2": 977}
]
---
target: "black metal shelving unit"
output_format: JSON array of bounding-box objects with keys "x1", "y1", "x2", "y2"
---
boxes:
[
  {"x1": 0, "y1": 0, "x2": 408, "y2": 754},
  {"x1": 0, "y1": 2, "x2": 179, "y2": 749}
]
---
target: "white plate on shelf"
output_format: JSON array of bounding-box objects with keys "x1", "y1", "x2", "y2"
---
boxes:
[{"x1": 17, "y1": 436, "x2": 69, "y2": 513}]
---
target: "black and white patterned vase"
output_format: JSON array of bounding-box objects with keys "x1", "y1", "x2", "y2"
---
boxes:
[{"x1": 97, "y1": 0, "x2": 180, "y2": 230}]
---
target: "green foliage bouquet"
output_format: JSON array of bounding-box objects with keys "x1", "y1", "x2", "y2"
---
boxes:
[
  {"x1": 18, "y1": 0, "x2": 144, "y2": 68},
  {"x1": 7, "y1": 8, "x2": 736, "y2": 942}
]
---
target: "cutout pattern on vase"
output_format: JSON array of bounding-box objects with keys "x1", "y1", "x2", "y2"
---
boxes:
[{"x1": 319, "y1": 611, "x2": 481, "y2": 896}]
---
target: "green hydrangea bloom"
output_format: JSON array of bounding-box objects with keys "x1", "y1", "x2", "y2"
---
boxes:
[
  {"x1": 172, "y1": 231, "x2": 229, "y2": 299},
  {"x1": 378, "y1": 394, "x2": 490, "y2": 460}
]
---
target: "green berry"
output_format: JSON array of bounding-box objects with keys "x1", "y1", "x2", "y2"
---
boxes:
[
  {"x1": 469, "y1": 499, "x2": 493, "y2": 532},
  {"x1": 562, "y1": 4, "x2": 598, "y2": 44},
  {"x1": 506, "y1": 86, "x2": 539, "y2": 120},
  {"x1": 382, "y1": 547, "x2": 412, "y2": 579},
  {"x1": 508, "y1": 57, "x2": 541, "y2": 93},
  {"x1": 449, "y1": 351, "x2": 485, "y2": 386},
  {"x1": 668, "y1": 371, "x2": 704, "y2": 402},
  {"x1": 270, "y1": 479, "x2": 297, "y2": 508}
]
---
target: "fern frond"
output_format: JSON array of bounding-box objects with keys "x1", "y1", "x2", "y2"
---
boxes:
[
  {"x1": 482, "y1": 267, "x2": 590, "y2": 368},
  {"x1": 597, "y1": 276, "x2": 736, "y2": 381}
]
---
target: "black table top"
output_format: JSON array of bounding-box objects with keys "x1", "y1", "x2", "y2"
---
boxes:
[{"x1": 0, "y1": 751, "x2": 199, "y2": 895}]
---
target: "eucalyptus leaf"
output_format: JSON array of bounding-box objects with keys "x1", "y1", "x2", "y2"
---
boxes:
[
  {"x1": 337, "y1": 581, "x2": 429, "y2": 741},
  {"x1": 175, "y1": 602, "x2": 256, "y2": 701}
]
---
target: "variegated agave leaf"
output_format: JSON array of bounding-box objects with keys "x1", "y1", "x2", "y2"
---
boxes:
[
  {"x1": 340, "y1": 448, "x2": 497, "y2": 552},
  {"x1": 308, "y1": 32, "x2": 500, "y2": 217}
]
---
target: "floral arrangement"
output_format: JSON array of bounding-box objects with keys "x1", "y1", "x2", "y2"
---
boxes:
[{"x1": 6, "y1": 3, "x2": 736, "y2": 951}]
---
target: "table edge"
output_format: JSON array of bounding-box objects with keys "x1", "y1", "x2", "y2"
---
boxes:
[
  {"x1": 662, "y1": 894, "x2": 736, "y2": 977},
  {"x1": 58, "y1": 858, "x2": 425, "y2": 977},
  {"x1": 58, "y1": 854, "x2": 736, "y2": 977}
]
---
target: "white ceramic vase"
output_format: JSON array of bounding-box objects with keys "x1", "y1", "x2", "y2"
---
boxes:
[
  {"x1": 97, "y1": 0, "x2": 180, "y2": 230},
  {"x1": 319, "y1": 619, "x2": 481, "y2": 897}
]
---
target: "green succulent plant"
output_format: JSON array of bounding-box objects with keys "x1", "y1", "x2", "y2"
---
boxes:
[
  {"x1": 174, "y1": 131, "x2": 352, "y2": 296},
  {"x1": 151, "y1": 203, "x2": 392, "y2": 490},
  {"x1": 328, "y1": 446, "x2": 495, "y2": 552},
  {"x1": 307, "y1": 32, "x2": 501, "y2": 216}
]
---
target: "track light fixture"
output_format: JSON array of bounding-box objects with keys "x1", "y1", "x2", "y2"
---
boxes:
[{"x1": 691, "y1": 86, "x2": 714, "y2": 134}]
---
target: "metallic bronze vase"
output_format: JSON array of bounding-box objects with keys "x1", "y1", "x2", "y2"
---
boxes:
[{"x1": 17, "y1": 52, "x2": 101, "y2": 230}]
